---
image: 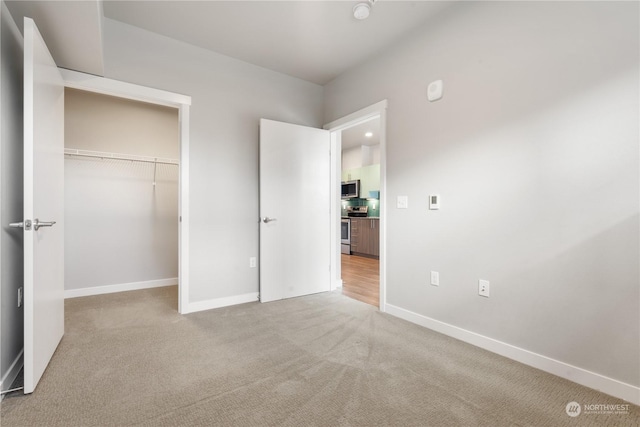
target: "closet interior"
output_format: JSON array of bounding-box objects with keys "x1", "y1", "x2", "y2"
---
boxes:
[{"x1": 64, "y1": 88, "x2": 180, "y2": 301}]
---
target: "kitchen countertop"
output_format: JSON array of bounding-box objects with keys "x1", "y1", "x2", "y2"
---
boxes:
[{"x1": 342, "y1": 216, "x2": 379, "y2": 219}]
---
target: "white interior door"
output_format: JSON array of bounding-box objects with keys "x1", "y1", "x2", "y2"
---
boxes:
[
  {"x1": 23, "y1": 17, "x2": 65, "y2": 394},
  {"x1": 259, "y1": 119, "x2": 330, "y2": 303}
]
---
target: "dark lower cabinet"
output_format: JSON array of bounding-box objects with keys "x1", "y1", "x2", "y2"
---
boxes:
[{"x1": 350, "y1": 218, "x2": 379, "y2": 258}]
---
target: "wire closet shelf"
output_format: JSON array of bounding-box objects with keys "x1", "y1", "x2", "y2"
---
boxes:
[{"x1": 64, "y1": 148, "x2": 179, "y2": 166}]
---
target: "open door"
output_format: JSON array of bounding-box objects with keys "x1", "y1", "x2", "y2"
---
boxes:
[
  {"x1": 17, "y1": 17, "x2": 64, "y2": 394},
  {"x1": 259, "y1": 119, "x2": 330, "y2": 303}
]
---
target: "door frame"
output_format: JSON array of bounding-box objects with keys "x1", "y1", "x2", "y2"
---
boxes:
[
  {"x1": 324, "y1": 100, "x2": 388, "y2": 312},
  {"x1": 60, "y1": 69, "x2": 192, "y2": 314}
]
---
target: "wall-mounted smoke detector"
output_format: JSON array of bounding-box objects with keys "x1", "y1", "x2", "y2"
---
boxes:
[
  {"x1": 353, "y1": 0, "x2": 376, "y2": 20},
  {"x1": 353, "y1": 3, "x2": 370, "y2": 20}
]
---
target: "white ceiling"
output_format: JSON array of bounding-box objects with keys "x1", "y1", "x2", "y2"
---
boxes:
[
  {"x1": 342, "y1": 117, "x2": 380, "y2": 150},
  {"x1": 5, "y1": 1, "x2": 450, "y2": 85},
  {"x1": 103, "y1": 1, "x2": 451, "y2": 85}
]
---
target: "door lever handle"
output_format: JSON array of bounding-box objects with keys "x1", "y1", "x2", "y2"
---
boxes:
[
  {"x1": 33, "y1": 218, "x2": 56, "y2": 231},
  {"x1": 9, "y1": 219, "x2": 32, "y2": 230},
  {"x1": 262, "y1": 217, "x2": 277, "y2": 223}
]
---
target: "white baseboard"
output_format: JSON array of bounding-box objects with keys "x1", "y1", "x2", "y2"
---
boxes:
[
  {"x1": 184, "y1": 292, "x2": 259, "y2": 314},
  {"x1": 65, "y1": 278, "x2": 178, "y2": 299},
  {"x1": 1, "y1": 350, "x2": 23, "y2": 396},
  {"x1": 331, "y1": 279, "x2": 343, "y2": 291},
  {"x1": 385, "y1": 304, "x2": 640, "y2": 406}
]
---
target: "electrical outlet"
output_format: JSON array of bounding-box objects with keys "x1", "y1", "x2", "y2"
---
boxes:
[
  {"x1": 430, "y1": 271, "x2": 439, "y2": 286},
  {"x1": 478, "y1": 280, "x2": 490, "y2": 297},
  {"x1": 18, "y1": 287, "x2": 23, "y2": 308},
  {"x1": 249, "y1": 257, "x2": 257, "y2": 268}
]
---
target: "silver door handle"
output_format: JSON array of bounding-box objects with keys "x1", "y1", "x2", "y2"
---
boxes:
[
  {"x1": 9, "y1": 219, "x2": 32, "y2": 230},
  {"x1": 262, "y1": 217, "x2": 277, "y2": 223},
  {"x1": 33, "y1": 218, "x2": 56, "y2": 231}
]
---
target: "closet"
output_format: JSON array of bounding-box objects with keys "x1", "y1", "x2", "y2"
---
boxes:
[{"x1": 64, "y1": 88, "x2": 179, "y2": 299}]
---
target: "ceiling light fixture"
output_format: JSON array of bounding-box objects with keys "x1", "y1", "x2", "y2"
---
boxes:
[
  {"x1": 365, "y1": 132, "x2": 373, "y2": 137},
  {"x1": 353, "y1": 1, "x2": 373, "y2": 20}
]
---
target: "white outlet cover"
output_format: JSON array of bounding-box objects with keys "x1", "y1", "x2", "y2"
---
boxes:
[
  {"x1": 428, "y1": 79, "x2": 443, "y2": 102},
  {"x1": 479, "y1": 279, "x2": 490, "y2": 297}
]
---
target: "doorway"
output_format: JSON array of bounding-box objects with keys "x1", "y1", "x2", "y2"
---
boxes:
[
  {"x1": 326, "y1": 100, "x2": 387, "y2": 312},
  {"x1": 63, "y1": 88, "x2": 180, "y2": 304},
  {"x1": 339, "y1": 117, "x2": 381, "y2": 307},
  {"x1": 61, "y1": 69, "x2": 191, "y2": 313}
]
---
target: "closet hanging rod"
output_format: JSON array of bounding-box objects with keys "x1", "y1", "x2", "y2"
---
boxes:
[{"x1": 64, "y1": 148, "x2": 179, "y2": 166}]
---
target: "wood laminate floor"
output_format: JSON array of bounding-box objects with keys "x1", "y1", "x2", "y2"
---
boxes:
[{"x1": 341, "y1": 254, "x2": 379, "y2": 308}]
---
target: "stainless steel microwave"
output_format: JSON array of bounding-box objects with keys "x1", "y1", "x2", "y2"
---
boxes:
[{"x1": 341, "y1": 180, "x2": 360, "y2": 199}]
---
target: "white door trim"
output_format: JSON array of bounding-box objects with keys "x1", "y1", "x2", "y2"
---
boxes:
[
  {"x1": 60, "y1": 70, "x2": 191, "y2": 107},
  {"x1": 59, "y1": 69, "x2": 192, "y2": 314},
  {"x1": 324, "y1": 100, "x2": 388, "y2": 312}
]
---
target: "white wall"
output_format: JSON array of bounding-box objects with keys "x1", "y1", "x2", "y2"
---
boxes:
[
  {"x1": 342, "y1": 144, "x2": 380, "y2": 171},
  {"x1": 341, "y1": 146, "x2": 362, "y2": 171},
  {"x1": 0, "y1": 1, "x2": 24, "y2": 391},
  {"x1": 325, "y1": 1, "x2": 639, "y2": 393},
  {"x1": 65, "y1": 88, "x2": 179, "y2": 158},
  {"x1": 64, "y1": 89, "x2": 179, "y2": 293},
  {"x1": 371, "y1": 145, "x2": 380, "y2": 165},
  {"x1": 102, "y1": 18, "x2": 324, "y2": 304}
]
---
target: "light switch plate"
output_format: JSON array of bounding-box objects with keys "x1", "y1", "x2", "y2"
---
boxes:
[
  {"x1": 430, "y1": 271, "x2": 439, "y2": 286},
  {"x1": 397, "y1": 196, "x2": 409, "y2": 209},
  {"x1": 428, "y1": 79, "x2": 443, "y2": 102}
]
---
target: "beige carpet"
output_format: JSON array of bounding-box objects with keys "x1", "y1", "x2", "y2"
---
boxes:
[{"x1": 1, "y1": 286, "x2": 638, "y2": 426}]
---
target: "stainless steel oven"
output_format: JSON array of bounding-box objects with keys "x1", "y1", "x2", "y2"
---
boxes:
[
  {"x1": 341, "y1": 218, "x2": 351, "y2": 254},
  {"x1": 342, "y1": 206, "x2": 368, "y2": 254}
]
